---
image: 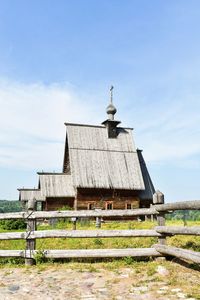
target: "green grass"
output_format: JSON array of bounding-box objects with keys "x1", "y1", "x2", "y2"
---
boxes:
[
  {"x1": 36, "y1": 219, "x2": 157, "y2": 250},
  {"x1": 0, "y1": 219, "x2": 200, "y2": 252}
]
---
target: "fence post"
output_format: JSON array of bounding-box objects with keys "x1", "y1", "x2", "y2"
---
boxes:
[
  {"x1": 71, "y1": 217, "x2": 77, "y2": 230},
  {"x1": 25, "y1": 198, "x2": 36, "y2": 266},
  {"x1": 150, "y1": 204, "x2": 154, "y2": 222},
  {"x1": 95, "y1": 209, "x2": 101, "y2": 228},
  {"x1": 153, "y1": 190, "x2": 166, "y2": 245}
]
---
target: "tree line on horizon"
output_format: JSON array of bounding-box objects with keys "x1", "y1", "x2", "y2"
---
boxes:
[{"x1": 0, "y1": 200, "x2": 22, "y2": 213}]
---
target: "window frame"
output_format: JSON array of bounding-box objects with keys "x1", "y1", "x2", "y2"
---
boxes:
[
  {"x1": 88, "y1": 202, "x2": 95, "y2": 210},
  {"x1": 106, "y1": 202, "x2": 113, "y2": 210},
  {"x1": 126, "y1": 203, "x2": 132, "y2": 209}
]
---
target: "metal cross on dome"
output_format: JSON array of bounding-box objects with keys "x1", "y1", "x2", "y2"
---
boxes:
[{"x1": 110, "y1": 85, "x2": 114, "y2": 104}]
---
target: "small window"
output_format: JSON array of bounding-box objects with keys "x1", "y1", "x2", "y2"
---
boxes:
[
  {"x1": 126, "y1": 203, "x2": 132, "y2": 209},
  {"x1": 106, "y1": 202, "x2": 113, "y2": 210},
  {"x1": 88, "y1": 203, "x2": 94, "y2": 210}
]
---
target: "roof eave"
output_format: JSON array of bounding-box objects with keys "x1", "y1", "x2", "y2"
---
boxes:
[
  {"x1": 37, "y1": 172, "x2": 67, "y2": 175},
  {"x1": 18, "y1": 188, "x2": 40, "y2": 191}
]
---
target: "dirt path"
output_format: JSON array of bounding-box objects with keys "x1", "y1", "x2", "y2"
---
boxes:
[{"x1": 0, "y1": 262, "x2": 199, "y2": 300}]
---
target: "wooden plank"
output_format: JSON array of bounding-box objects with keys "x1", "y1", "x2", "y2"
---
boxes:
[
  {"x1": 155, "y1": 200, "x2": 200, "y2": 212},
  {"x1": 154, "y1": 244, "x2": 200, "y2": 264},
  {"x1": 156, "y1": 226, "x2": 200, "y2": 236},
  {"x1": 0, "y1": 207, "x2": 158, "y2": 220},
  {"x1": 0, "y1": 232, "x2": 26, "y2": 240},
  {"x1": 34, "y1": 208, "x2": 158, "y2": 218},
  {"x1": 0, "y1": 248, "x2": 161, "y2": 259},
  {"x1": 0, "y1": 212, "x2": 26, "y2": 220},
  {"x1": 35, "y1": 248, "x2": 161, "y2": 259},
  {"x1": 0, "y1": 229, "x2": 161, "y2": 240},
  {"x1": 0, "y1": 250, "x2": 24, "y2": 257}
]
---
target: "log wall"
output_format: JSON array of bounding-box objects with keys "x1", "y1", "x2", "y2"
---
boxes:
[
  {"x1": 42, "y1": 188, "x2": 153, "y2": 212},
  {"x1": 45, "y1": 197, "x2": 74, "y2": 211},
  {"x1": 77, "y1": 196, "x2": 139, "y2": 210}
]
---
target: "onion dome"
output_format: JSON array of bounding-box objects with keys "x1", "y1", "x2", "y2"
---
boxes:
[
  {"x1": 106, "y1": 103, "x2": 117, "y2": 119},
  {"x1": 106, "y1": 85, "x2": 117, "y2": 120}
]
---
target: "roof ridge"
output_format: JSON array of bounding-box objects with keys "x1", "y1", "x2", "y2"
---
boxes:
[
  {"x1": 64, "y1": 122, "x2": 133, "y2": 130},
  {"x1": 65, "y1": 122, "x2": 104, "y2": 128}
]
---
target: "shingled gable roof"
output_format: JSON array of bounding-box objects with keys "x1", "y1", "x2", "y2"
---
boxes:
[
  {"x1": 18, "y1": 189, "x2": 44, "y2": 201},
  {"x1": 63, "y1": 123, "x2": 145, "y2": 190},
  {"x1": 18, "y1": 173, "x2": 75, "y2": 201},
  {"x1": 38, "y1": 173, "x2": 75, "y2": 198}
]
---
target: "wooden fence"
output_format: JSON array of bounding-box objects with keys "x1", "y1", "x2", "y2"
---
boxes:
[{"x1": 0, "y1": 198, "x2": 200, "y2": 265}]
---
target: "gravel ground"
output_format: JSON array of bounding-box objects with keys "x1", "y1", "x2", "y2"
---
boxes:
[{"x1": 0, "y1": 264, "x2": 199, "y2": 300}]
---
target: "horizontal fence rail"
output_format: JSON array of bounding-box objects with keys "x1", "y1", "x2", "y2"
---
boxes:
[
  {"x1": 156, "y1": 226, "x2": 200, "y2": 236},
  {"x1": 155, "y1": 200, "x2": 200, "y2": 212},
  {"x1": 154, "y1": 244, "x2": 200, "y2": 264},
  {"x1": 0, "y1": 248, "x2": 162, "y2": 259},
  {"x1": 0, "y1": 250, "x2": 24, "y2": 258},
  {"x1": 0, "y1": 207, "x2": 158, "y2": 220},
  {"x1": 0, "y1": 229, "x2": 161, "y2": 240},
  {"x1": 0, "y1": 226, "x2": 200, "y2": 240}
]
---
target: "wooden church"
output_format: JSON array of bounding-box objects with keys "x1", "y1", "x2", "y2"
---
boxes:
[{"x1": 18, "y1": 89, "x2": 155, "y2": 211}]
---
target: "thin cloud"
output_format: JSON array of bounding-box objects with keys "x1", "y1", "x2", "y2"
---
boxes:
[
  {"x1": 0, "y1": 79, "x2": 200, "y2": 172},
  {"x1": 0, "y1": 79, "x2": 101, "y2": 170},
  {"x1": 127, "y1": 89, "x2": 200, "y2": 167}
]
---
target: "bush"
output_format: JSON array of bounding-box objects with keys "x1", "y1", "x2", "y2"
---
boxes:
[
  {"x1": 33, "y1": 250, "x2": 46, "y2": 264},
  {"x1": 123, "y1": 256, "x2": 134, "y2": 265},
  {"x1": 94, "y1": 238, "x2": 103, "y2": 246},
  {"x1": 59, "y1": 205, "x2": 73, "y2": 211},
  {"x1": 0, "y1": 219, "x2": 26, "y2": 230}
]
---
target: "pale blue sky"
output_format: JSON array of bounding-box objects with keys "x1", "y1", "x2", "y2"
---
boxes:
[{"x1": 0, "y1": 0, "x2": 200, "y2": 202}]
